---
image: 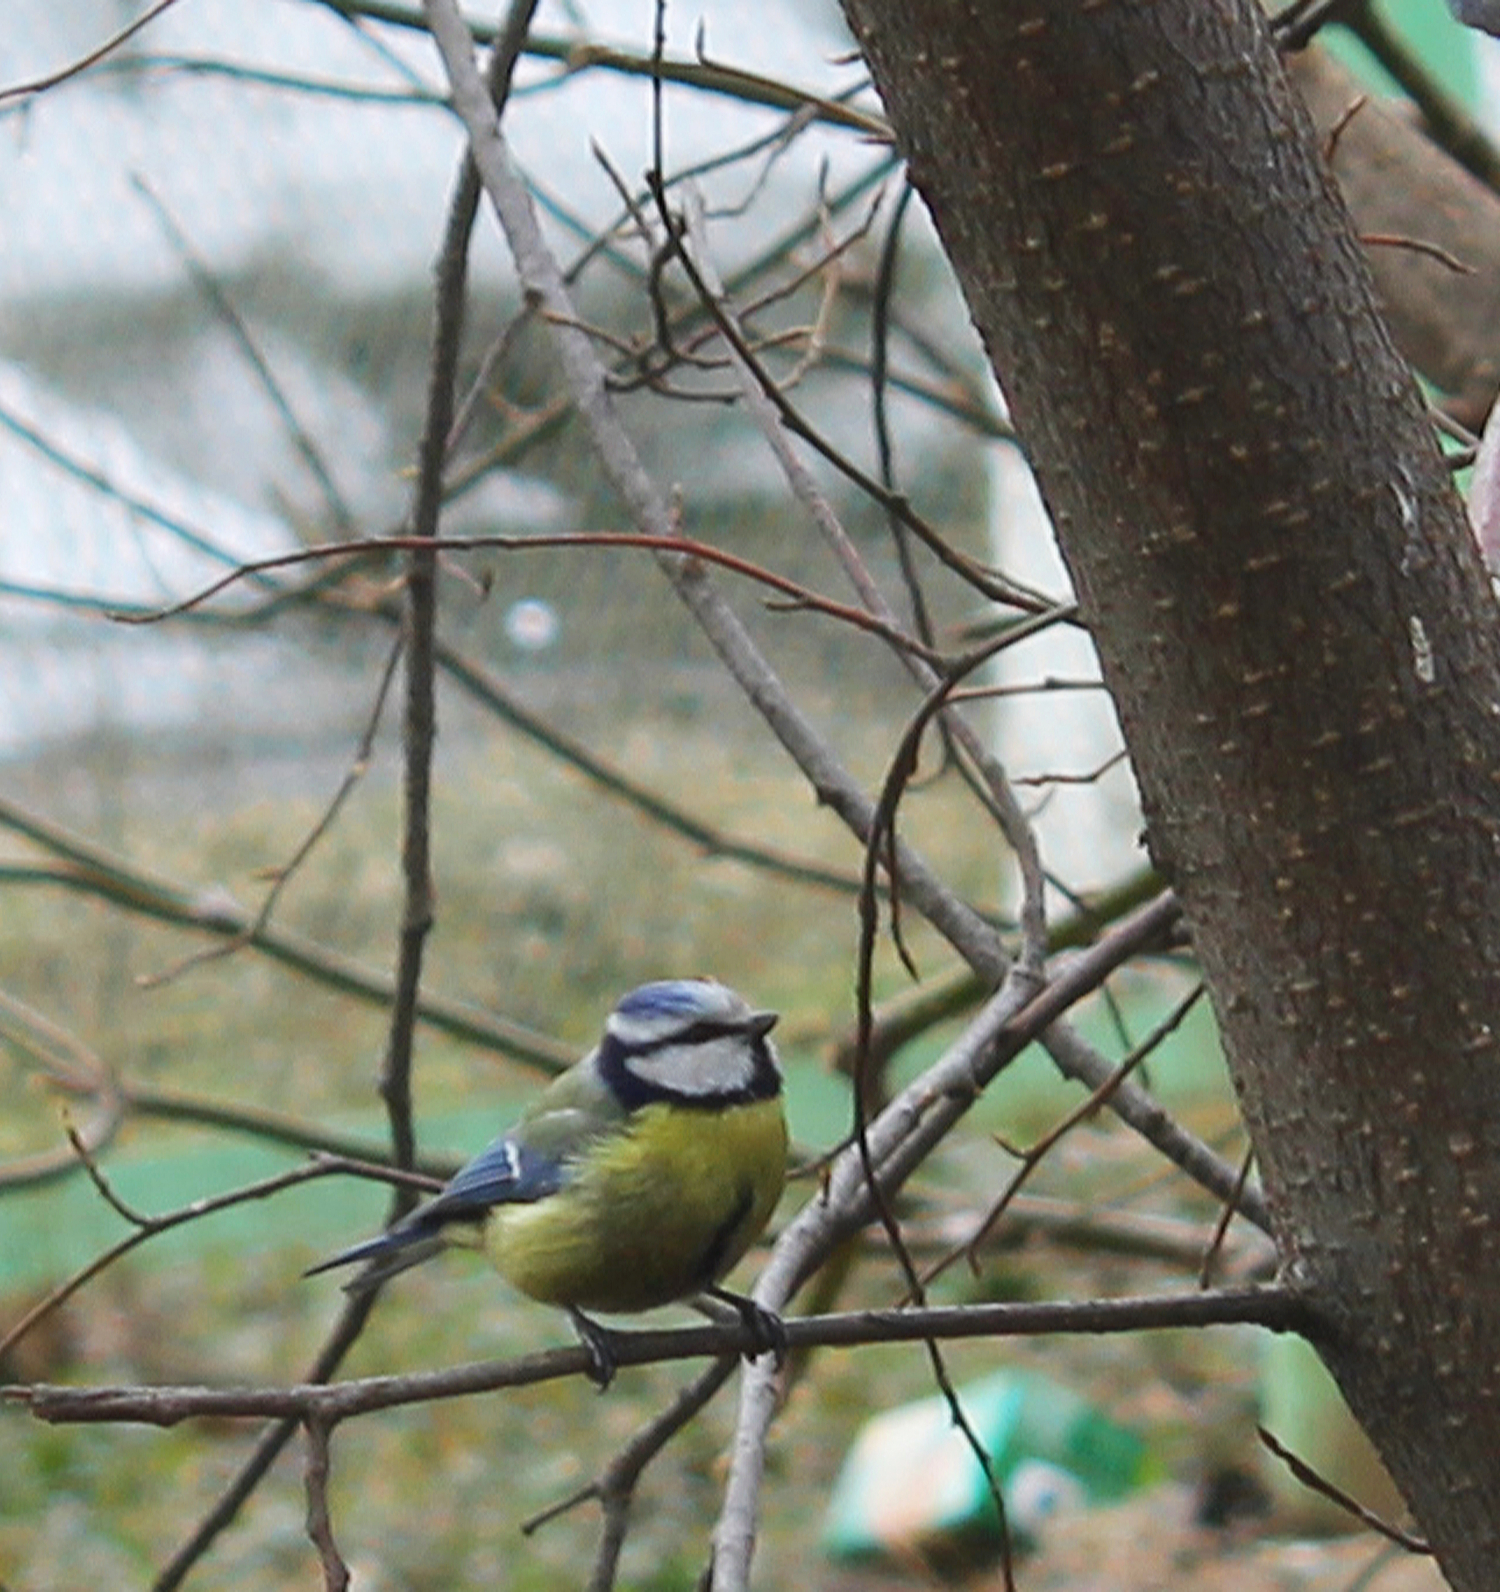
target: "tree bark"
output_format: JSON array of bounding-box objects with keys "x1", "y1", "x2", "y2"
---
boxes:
[{"x1": 838, "y1": 2, "x2": 1500, "y2": 1584}]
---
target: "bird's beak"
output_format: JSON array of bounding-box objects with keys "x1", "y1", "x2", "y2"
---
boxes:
[{"x1": 747, "y1": 1010, "x2": 778, "y2": 1037}]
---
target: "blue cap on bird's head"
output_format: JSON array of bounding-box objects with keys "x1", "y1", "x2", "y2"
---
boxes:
[
  {"x1": 611, "y1": 974, "x2": 770, "y2": 1025},
  {"x1": 615, "y1": 978, "x2": 734, "y2": 1018},
  {"x1": 607, "y1": 978, "x2": 778, "y2": 1050}
]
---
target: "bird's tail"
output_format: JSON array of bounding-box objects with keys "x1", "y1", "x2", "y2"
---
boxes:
[{"x1": 303, "y1": 1226, "x2": 445, "y2": 1294}]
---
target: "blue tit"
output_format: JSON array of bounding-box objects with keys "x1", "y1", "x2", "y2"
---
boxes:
[{"x1": 306, "y1": 978, "x2": 787, "y2": 1382}]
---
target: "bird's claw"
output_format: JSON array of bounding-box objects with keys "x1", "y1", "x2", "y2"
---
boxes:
[
  {"x1": 710, "y1": 1287, "x2": 787, "y2": 1369},
  {"x1": 569, "y1": 1308, "x2": 620, "y2": 1391}
]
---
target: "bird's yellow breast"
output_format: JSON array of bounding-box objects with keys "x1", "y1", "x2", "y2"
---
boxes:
[{"x1": 482, "y1": 1096, "x2": 786, "y2": 1315}]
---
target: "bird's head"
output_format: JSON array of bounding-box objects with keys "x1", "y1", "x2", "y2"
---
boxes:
[{"x1": 600, "y1": 978, "x2": 781, "y2": 1106}]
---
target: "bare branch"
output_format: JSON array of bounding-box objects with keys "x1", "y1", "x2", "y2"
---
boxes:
[
  {"x1": 304, "y1": 1418, "x2": 351, "y2": 1592},
  {"x1": 584, "y1": 1359, "x2": 739, "y2": 1592},
  {"x1": 111, "y1": 531, "x2": 947, "y2": 663},
  {"x1": 139, "y1": 632, "x2": 404, "y2": 990},
  {"x1": 422, "y1": 0, "x2": 1007, "y2": 981},
  {"x1": 1257, "y1": 1426, "x2": 1431, "y2": 1553},
  {"x1": 320, "y1": 0, "x2": 892, "y2": 138},
  {"x1": 0, "y1": 0, "x2": 185, "y2": 102},
  {"x1": 0, "y1": 1156, "x2": 411, "y2": 1368},
  {"x1": 944, "y1": 981, "x2": 1207, "y2": 1290},
  {"x1": 129, "y1": 173, "x2": 359, "y2": 534},
  {"x1": 678, "y1": 191, "x2": 1051, "y2": 979},
  {"x1": 10, "y1": 1283, "x2": 1307, "y2": 1430},
  {"x1": 0, "y1": 798, "x2": 574, "y2": 1069},
  {"x1": 712, "y1": 888, "x2": 1183, "y2": 1589}
]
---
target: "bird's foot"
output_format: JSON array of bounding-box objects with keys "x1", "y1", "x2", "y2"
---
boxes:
[
  {"x1": 707, "y1": 1286, "x2": 787, "y2": 1368},
  {"x1": 568, "y1": 1308, "x2": 621, "y2": 1391}
]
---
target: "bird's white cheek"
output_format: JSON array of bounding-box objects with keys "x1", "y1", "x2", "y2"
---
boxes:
[{"x1": 624, "y1": 1035, "x2": 758, "y2": 1097}]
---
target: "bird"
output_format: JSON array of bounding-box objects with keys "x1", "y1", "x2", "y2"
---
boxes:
[{"x1": 306, "y1": 977, "x2": 787, "y2": 1384}]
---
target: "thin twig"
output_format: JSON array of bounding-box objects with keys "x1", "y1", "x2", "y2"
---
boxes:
[
  {"x1": 678, "y1": 192, "x2": 1052, "y2": 985},
  {"x1": 938, "y1": 982, "x2": 1207, "y2": 1291},
  {"x1": 110, "y1": 530, "x2": 946, "y2": 662},
  {"x1": 139, "y1": 632, "x2": 404, "y2": 989},
  {"x1": 423, "y1": 0, "x2": 1009, "y2": 994},
  {"x1": 0, "y1": 0, "x2": 185, "y2": 101},
  {"x1": 426, "y1": 628, "x2": 874, "y2": 897},
  {"x1": 658, "y1": 190, "x2": 1051, "y2": 612},
  {"x1": 64, "y1": 1124, "x2": 148, "y2": 1225},
  {"x1": 1041, "y1": 1018, "x2": 1269, "y2": 1232},
  {"x1": 0, "y1": 1155, "x2": 415, "y2": 1367},
  {"x1": 304, "y1": 1418, "x2": 351, "y2": 1591},
  {"x1": 95, "y1": 53, "x2": 448, "y2": 106},
  {"x1": 871, "y1": 181, "x2": 936, "y2": 644},
  {"x1": 129, "y1": 174, "x2": 358, "y2": 533},
  {"x1": 0, "y1": 819, "x2": 573, "y2": 1069},
  {"x1": 899, "y1": 1194, "x2": 1273, "y2": 1277},
  {"x1": 318, "y1": 0, "x2": 892, "y2": 138},
  {"x1": 153, "y1": 1289, "x2": 379, "y2": 1591},
  {"x1": 1257, "y1": 1426, "x2": 1431, "y2": 1552},
  {"x1": 585, "y1": 1359, "x2": 740, "y2": 1592},
  {"x1": 1359, "y1": 232, "x2": 1473, "y2": 275},
  {"x1": 0, "y1": 994, "x2": 125, "y2": 1188},
  {"x1": 1200, "y1": 1141, "x2": 1257, "y2": 1288}
]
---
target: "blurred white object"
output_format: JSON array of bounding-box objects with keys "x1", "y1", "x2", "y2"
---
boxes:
[{"x1": 503, "y1": 597, "x2": 560, "y2": 653}]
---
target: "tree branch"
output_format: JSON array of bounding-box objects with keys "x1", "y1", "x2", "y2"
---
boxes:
[{"x1": 10, "y1": 1283, "x2": 1306, "y2": 1429}]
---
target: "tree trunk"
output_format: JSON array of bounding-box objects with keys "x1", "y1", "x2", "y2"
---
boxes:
[{"x1": 838, "y1": 1, "x2": 1500, "y2": 1583}]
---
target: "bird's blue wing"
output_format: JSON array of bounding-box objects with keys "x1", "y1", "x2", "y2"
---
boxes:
[
  {"x1": 303, "y1": 1126, "x2": 571, "y2": 1291},
  {"x1": 420, "y1": 1131, "x2": 565, "y2": 1220},
  {"x1": 304, "y1": 1068, "x2": 616, "y2": 1293}
]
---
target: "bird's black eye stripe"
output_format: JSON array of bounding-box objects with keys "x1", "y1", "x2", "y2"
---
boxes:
[
  {"x1": 597, "y1": 1023, "x2": 780, "y2": 1108},
  {"x1": 622, "y1": 1018, "x2": 764, "y2": 1056}
]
